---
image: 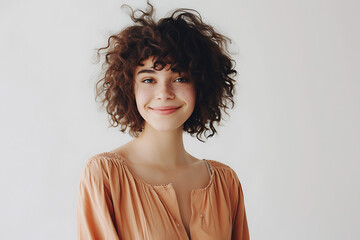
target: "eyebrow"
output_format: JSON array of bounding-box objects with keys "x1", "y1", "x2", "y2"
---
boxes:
[
  {"x1": 136, "y1": 68, "x2": 183, "y2": 77},
  {"x1": 136, "y1": 69, "x2": 157, "y2": 75}
]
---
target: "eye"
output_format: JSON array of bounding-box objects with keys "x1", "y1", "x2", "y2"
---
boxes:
[
  {"x1": 174, "y1": 77, "x2": 188, "y2": 83},
  {"x1": 142, "y1": 78, "x2": 155, "y2": 83}
]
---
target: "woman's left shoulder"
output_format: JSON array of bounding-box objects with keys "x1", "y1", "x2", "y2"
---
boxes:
[{"x1": 206, "y1": 159, "x2": 242, "y2": 185}]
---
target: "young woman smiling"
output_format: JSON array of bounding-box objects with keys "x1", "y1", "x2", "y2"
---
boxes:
[{"x1": 77, "y1": 2, "x2": 250, "y2": 239}]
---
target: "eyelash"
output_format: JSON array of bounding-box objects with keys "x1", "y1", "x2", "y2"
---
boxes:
[
  {"x1": 141, "y1": 77, "x2": 188, "y2": 83},
  {"x1": 174, "y1": 77, "x2": 188, "y2": 83},
  {"x1": 142, "y1": 79, "x2": 154, "y2": 83}
]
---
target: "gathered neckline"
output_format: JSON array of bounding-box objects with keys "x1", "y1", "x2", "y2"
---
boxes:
[{"x1": 96, "y1": 151, "x2": 214, "y2": 191}]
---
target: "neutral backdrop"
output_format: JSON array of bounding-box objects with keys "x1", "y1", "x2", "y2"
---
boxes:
[{"x1": 1, "y1": 0, "x2": 359, "y2": 239}]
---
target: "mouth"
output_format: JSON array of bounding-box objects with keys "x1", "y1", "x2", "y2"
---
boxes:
[{"x1": 149, "y1": 106, "x2": 181, "y2": 115}]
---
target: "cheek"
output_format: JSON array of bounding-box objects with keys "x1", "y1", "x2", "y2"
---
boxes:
[
  {"x1": 181, "y1": 85, "x2": 196, "y2": 106},
  {"x1": 135, "y1": 87, "x2": 152, "y2": 109}
]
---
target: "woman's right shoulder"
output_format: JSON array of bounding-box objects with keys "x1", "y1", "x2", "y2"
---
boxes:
[
  {"x1": 81, "y1": 152, "x2": 125, "y2": 178},
  {"x1": 86, "y1": 152, "x2": 124, "y2": 165}
]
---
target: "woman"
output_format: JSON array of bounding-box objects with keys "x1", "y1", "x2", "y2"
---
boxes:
[{"x1": 77, "y1": 2, "x2": 249, "y2": 239}]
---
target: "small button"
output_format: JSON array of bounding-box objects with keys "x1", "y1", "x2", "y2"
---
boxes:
[
  {"x1": 177, "y1": 223, "x2": 180, "y2": 227},
  {"x1": 200, "y1": 214, "x2": 203, "y2": 217}
]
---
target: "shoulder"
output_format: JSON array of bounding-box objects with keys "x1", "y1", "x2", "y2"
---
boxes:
[
  {"x1": 206, "y1": 159, "x2": 242, "y2": 187},
  {"x1": 206, "y1": 159, "x2": 233, "y2": 169},
  {"x1": 86, "y1": 152, "x2": 124, "y2": 166},
  {"x1": 80, "y1": 152, "x2": 125, "y2": 182},
  {"x1": 207, "y1": 159, "x2": 239, "y2": 176}
]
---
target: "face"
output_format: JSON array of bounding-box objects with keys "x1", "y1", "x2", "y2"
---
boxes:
[{"x1": 134, "y1": 57, "x2": 196, "y2": 132}]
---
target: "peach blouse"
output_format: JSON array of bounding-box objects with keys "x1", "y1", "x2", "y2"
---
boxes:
[{"x1": 77, "y1": 152, "x2": 249, "y2": 239}]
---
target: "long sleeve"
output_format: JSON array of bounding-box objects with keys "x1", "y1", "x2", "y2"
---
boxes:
[
  {"x1": 230, "y1": 169, "x2": 250, "y2": 240},
  {"x1": 76, "y1": 158, "x2": 119, "y2": 240}
]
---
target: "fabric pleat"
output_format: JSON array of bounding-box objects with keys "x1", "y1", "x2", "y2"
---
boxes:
[{"x1": 77, "y1": 152, "x2": 249, "y2": 240}]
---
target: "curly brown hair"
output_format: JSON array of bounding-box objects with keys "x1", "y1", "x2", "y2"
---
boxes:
[{"x1": 95, "y1": 1, "x2": 237, "y2": 142}]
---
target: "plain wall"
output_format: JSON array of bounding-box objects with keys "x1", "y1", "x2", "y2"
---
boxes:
[{"x1": 0, "y1": 0, "x2": 359, "y2": 239}]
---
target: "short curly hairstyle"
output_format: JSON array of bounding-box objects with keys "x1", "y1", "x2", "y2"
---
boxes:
[{"x1": 95, "y1": 1, "x2": 237, "y2": 141}]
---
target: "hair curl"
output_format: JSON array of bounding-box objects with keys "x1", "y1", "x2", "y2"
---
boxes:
[{"x1": 95, "y1": 1, "x2": 237, "y2": 141}]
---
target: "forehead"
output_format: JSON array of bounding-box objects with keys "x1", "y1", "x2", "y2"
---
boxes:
[
  {"x1": 136, "y1": 58, "x2": 156, "y2": 71},
  {"x1": 134, "y1": 57, "x2": 180, "y2": 76}
]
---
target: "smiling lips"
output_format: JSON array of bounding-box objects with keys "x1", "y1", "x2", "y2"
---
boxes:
[{"x1": 149, "y1": 106, "x2": 181, "y2": 115}]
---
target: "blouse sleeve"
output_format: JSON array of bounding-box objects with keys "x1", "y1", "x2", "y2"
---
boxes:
[
  {"x1": 229, "y1": 169, "x2": 250, "y2": 240},
  {"x1": 76, "y1": 158, "x2": 119, "y2": 240}
]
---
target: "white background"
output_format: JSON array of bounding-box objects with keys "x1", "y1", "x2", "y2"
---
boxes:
[{"x1": 1, "y1": 0, "x2": 359, "y2": 239}]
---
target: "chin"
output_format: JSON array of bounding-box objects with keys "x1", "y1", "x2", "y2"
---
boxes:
[{"x1": 147, "y1": 121, "x2": 184, "y2": 133}]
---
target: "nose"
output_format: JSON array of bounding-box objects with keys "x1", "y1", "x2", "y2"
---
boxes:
[{"x1": 156, "y1": 82, "x2": 175, "y2": 100}]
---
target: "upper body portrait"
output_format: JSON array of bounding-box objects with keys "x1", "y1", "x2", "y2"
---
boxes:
[{"x1": 76, "y1": 1, "x2": 250, "y2": 239}]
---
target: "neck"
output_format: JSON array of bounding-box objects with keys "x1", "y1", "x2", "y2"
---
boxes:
[{"x1": 130, "y1": 123, "x2": 192, "y2": 168}]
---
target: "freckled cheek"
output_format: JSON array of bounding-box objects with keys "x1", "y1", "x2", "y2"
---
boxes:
[
  {"x1": 180, "y1": 86, "x2": 196, "y2": 106},
  {"x1": 135, "y1": 88, "x2": 153, "y2": 109}
]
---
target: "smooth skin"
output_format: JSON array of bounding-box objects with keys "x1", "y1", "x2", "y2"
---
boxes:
[
  {"x1": 111, "y1": 57, "x2": 211, "y2": 237},
  {"x1": 114, "y1": 57, "x2": 198, "y2": 169}
]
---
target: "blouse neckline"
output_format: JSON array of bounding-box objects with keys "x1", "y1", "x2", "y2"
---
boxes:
[{"x1": 98, "y1": 151, "x2": 214, "y2": 192}]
